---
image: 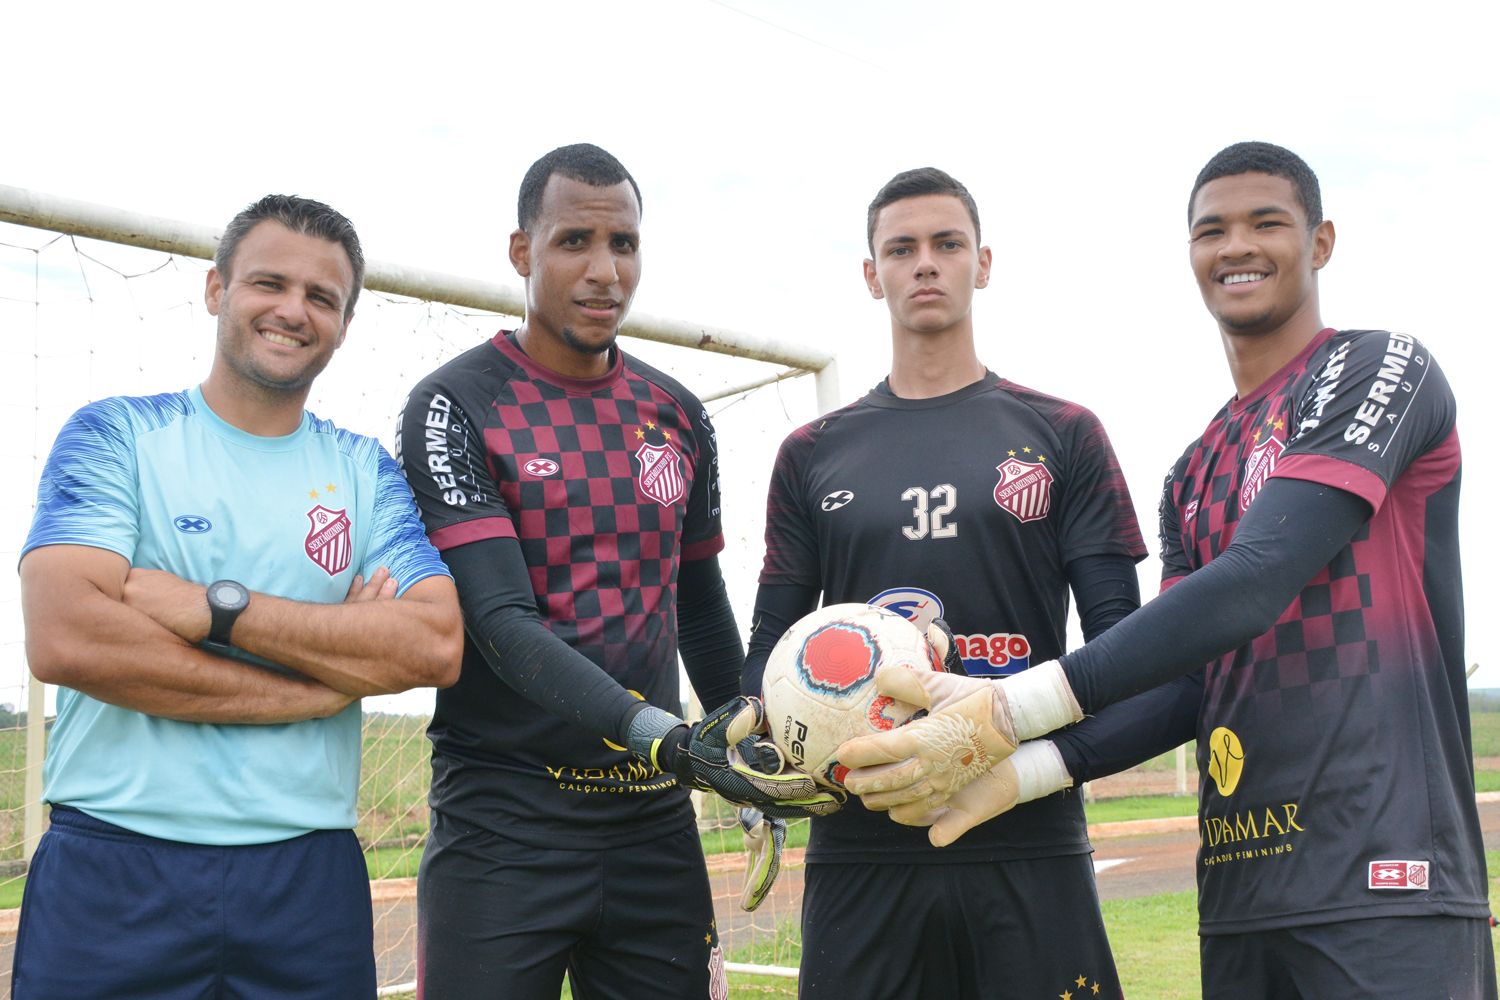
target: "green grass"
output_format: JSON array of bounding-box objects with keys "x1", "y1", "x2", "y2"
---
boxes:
[
  {"x1": 1472, "y1": 711, "x2": 1500, "y2": 758},
  {"x1": 1085, "y1": 793, "x2": 1199, "y2": 824},
  {"x1": 1102, "y1": 890, "x2": 1201, "y2": 998}
]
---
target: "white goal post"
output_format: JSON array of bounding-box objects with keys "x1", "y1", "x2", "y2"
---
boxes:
[{"x1": 1, "y1": 183, "x2": 839, "y2": 989}]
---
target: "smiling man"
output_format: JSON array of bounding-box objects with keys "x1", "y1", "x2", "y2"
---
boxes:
[
  {"x1": 16, "y1": 195, "x2": 463, "y2": 997},
  {"x1": 397, "y1": 143, "x2": 835, "y2": 999},
  {"x1": 740, "y1": 167, "x2": 1147, "y2": 999},
  {"x1": 840, "y1": 143, "x2": 1492, "y2": 998}
]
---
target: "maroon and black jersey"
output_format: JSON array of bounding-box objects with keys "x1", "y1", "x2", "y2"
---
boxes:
[
  {"x1": 1161, "y1": 328, "x2": 1484, "y2": 933},
  {"x1": 761, "y1": 374, "x2": 1145, "y2": 864},
  {"x1": 397, "y1": 331, "x2": 724, "y2": 850}
]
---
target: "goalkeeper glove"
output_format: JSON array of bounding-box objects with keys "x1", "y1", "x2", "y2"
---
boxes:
[
  {"x1": 736, "y1": 806, "x2": 787, "y2": 911},
  {"x1": 836, "y1": 656, "x2": 1081, "y2": 807},
  {"x1": 874, "y1": 739, "x2": 1073, "y2": 847},
  {"x1": 625, "y1": 696, "x2": 844, "y2": 819}
]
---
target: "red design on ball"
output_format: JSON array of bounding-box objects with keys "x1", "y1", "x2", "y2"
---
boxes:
[{"x1": 800, "y1": 624, "x2": 878, "y2": 692}]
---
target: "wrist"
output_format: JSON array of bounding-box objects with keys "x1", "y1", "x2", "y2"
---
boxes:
[
  {"x1": 206, "y1": 580, "x2": 250, "y2": 645},
  {"x1": 1001, "y1": 661, "x2": 1083, "y2": 741},
  {"x1": 1010, "y1": 740, "x2": 1073, "y2": 804},
  {"x1": 624, "y1": 705, "x2": 690, "y2": 773}
]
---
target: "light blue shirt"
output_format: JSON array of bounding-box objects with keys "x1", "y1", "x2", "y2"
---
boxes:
[{"x1": 23, "y1": 386, "x2": 449, "y2": 845}]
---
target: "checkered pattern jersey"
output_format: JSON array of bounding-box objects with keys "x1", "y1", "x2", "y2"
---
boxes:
[
  {"x1": 1160, "y1": 328, "x2": 1485, "y2": 933},
  {"x1": 396, "y1": 332, "x2": 724, "y2": 849},
  {"x1": 760, "y1": 374, "x2": 1145, "y2": 864}
]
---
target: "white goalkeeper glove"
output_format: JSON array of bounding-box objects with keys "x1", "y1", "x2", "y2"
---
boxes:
[
  {"x1": 836, "y1": 627, "x2": 1081, "y2": 807},
  {"x1": 871, "y1": 739, "x2": 1072, "y2": 847}
]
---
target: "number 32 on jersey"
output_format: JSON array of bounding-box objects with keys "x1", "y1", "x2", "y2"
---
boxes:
[{"x1": 902, "y1": 483, "x2": 957, "y2": 540}]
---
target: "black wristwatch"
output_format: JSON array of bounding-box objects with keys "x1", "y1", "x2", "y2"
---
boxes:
[{"x1": 206, "y1": 579, "x2": 251, "y2": 645}]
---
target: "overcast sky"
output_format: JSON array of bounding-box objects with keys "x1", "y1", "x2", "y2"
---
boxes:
[{"x1": 2, "y1": 0, "x2": 1496, "y2": 709}]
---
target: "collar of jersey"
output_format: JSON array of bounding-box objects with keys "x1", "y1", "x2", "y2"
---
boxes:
[
  {"x1": 492, "y1": 329, "x2": 625, "y2": 395},
  {"x1": 188, "y1": 385, "x2": 311, "y2": 451},
  {"x1": 1228, "y1": 327, "x2": 1338, "y2": 416},
  {"x1": 863, "y1": 371, "x2": 996, "y2": 410}
]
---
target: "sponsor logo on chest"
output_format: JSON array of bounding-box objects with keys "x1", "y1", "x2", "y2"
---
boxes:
[{"x1": 993, "y1": 457, "x2": 1054, "y2": 523}]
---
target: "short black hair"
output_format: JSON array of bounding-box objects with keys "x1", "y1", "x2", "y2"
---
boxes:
[
  {"x1": 517, "y1": 144, "x2": 642, "y2": 232},
  {"x1": 215, "y1": 195, "x2": 364, "y2": 319},
  {"x1": 867, "y1": 168, "x2": 981, "y2": 255},
  {"x1": 1189, "y1": 141, "x2": 1323, "y2": 228}
]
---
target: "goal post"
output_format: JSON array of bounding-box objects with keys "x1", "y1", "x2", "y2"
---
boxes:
[{"x1": 0, "y1": 183, "x2": 835, "y2": 992}]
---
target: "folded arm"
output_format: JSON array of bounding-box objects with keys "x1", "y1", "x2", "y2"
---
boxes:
[
  {"x1": 21, "y1": 545, "x2": 355, "y2": 724},
  {"x1": 121, "y1": 566, "x2": 463, "y2": 697}
]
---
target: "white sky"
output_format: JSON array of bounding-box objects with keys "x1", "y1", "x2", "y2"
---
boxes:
[{"x1": 2, "y1": 0, "x2": 1496, "y2": 708}]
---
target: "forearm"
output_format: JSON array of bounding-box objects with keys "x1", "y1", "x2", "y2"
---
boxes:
[
  {"x1": 741, "y1": 583, "x2": 820, "y2": 697},
  {"x1": 229, "y1": 576, "x2": 462, "y2": 696},
  {"x1": 1066, "y1": 553, "x2": 1142, "y2": 642},
  {"x1": 445, "y1": 538, "x2": 651, "y2": 743},
  {"x1": 22, "y1": 554, "x2": 351, "y2": 724},
  {"x1": 677, "y1": 555, "x2": 744, "y2": 712},
  {"x1": 1050, "y1": 672, "x2": 1202, "y2": 784},
  {"x1": 1060, "y1": 478, "x2": 1369, "y2": 713}
]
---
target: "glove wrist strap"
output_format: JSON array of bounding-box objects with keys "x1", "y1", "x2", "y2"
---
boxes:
[
  {"x1": 624, "y1": 706, "x2": 689, "y2": 771},
  {"x1": 1011, "y1": 740, "x2": 1073, "y2": 804},
  {"x1": 1004, "y1": 660, "x2": 1083, "y2": 741}
]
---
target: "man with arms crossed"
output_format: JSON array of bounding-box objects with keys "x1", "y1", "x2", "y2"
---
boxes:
[
  {"x1": 742, "y1": 167, "x2": 1146, "y2": 998},
  {"x1": 844, "y1": 142, "x2": 1493, "y2": 999},
  {"x1": 398, "y1": 144, "x2": 834, "y2": 1000},
  {"x1": 17, "y1": 194, "x2": 464, "y2": 997}
]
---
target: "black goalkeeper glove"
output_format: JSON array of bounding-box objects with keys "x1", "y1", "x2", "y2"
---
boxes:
[
  {"x1": 927, "y1": 617, "x2": 965, "y2": 675},
  {"x1": 737, "y1": 806, "x2": 787, "y2": 912},
  {"x1": 626, "y1": 696, "x2": 844, "y2": 820}
]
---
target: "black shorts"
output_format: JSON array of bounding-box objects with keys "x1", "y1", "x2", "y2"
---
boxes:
[
  {"x1": 417, "y1": 809, "x2": 723, "y2": 1000},
  {"x1": 12, "y1": 806, "x2": 374, "y2": 999},
  {"x1": 799, "y1": 853, "x2": 1121, "y2": 1000},
  {"x1": 1200, "y1": 914, "x2": 1498, "y2": 999}
]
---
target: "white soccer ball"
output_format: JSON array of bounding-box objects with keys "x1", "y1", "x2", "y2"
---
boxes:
[{"x1": 761, "y1": 603, "x2": 941, "y2": 790}]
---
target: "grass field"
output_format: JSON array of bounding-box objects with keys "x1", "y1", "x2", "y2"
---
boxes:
[{"x1": 8, "y1": 701, "x2": 1500, "y2": 996}]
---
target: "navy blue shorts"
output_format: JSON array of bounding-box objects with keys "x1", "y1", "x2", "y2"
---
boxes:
[
  {"x1": 1200, "y1": 915, "x2": 1498, "y2": 999},
  {"x1": 799, "y1": 853, "x2": 1122, "y2": 1000},
  {"x1": 12, "y1": 806, "x2": 375, "y2": 999},
  {"x1": 417, "y1": 810, "x2": 723, "y2": 1000}
]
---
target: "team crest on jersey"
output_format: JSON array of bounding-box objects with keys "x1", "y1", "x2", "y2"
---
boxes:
[
  {"x1": 708, "y1": 942, "x2": 728, "y2": 1000},
  {"x1": 993, "y1": 457, "x2": 1053, "y2": 523},
  {"x1": 523, "y1": 457, "x2": 560, "y2": 477},
  {"x1": 304, "y1": 504, "x2": 352, "y2": 576},
  {"x1": 634, "y1": 439, "x2": 686, "y2": 508},
  {"x1": 1240, "y1": 435, "x2": 1285, "y2": 511}
]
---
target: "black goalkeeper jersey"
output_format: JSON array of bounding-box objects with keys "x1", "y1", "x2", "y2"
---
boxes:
[
  {"x1": 1161, "y1": 328, "x2": 1485, "y2": 933},
  {"x1": 397, "y1": 331, "x2": 724, "y2": 850},
  {"x1": 761, "y1": 373, "x2": 1146, "y2": 863}
]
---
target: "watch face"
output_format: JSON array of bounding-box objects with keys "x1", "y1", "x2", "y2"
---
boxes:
[{"x1": 210, "y1": 581, "x2": 249, "y2": 610}]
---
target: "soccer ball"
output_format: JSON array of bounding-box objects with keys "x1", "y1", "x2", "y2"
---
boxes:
[{"x1": 761, "y1": 603, "x2": 942, "y2": 790}]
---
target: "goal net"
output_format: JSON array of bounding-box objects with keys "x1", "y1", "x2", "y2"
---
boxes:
[{"x1": 0, "y1": 201, "x2": 825, "y2": 994}]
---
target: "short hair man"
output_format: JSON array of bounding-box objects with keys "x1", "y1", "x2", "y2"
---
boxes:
[
  {"x1": 16, "y1": 194, "x2": 464, "y2": 997},
  {"x1": 842, "y1": 143, "x2": 1494, "y2": 998},
  {"x1": 398, "y1": 143, "x2": 834, "y2": 999},
  {"x1": 741, "y1": 167, "x2": 1147, "y2": 998}
]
